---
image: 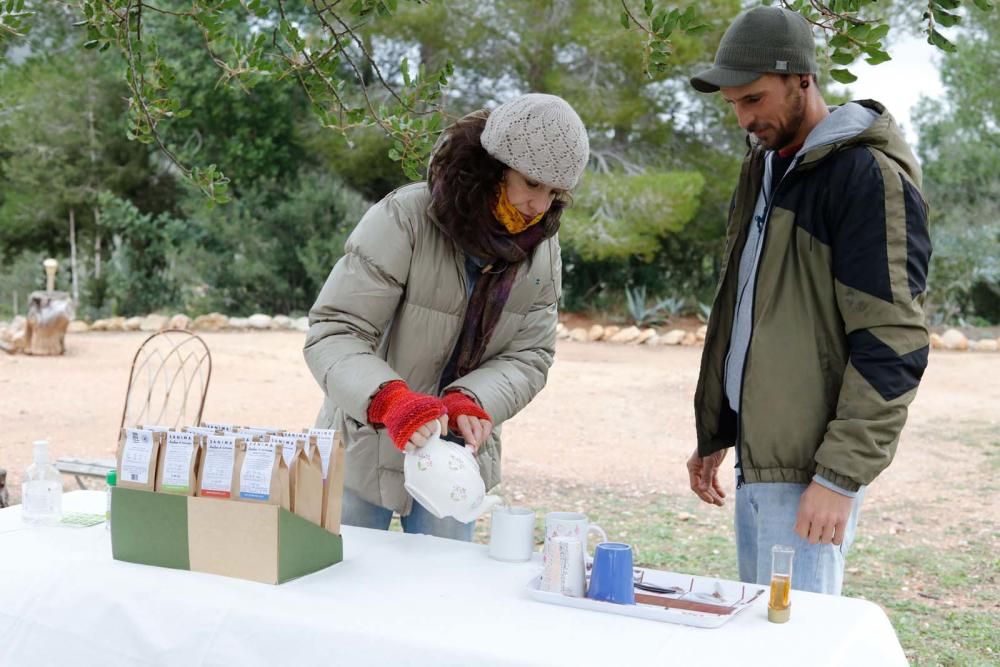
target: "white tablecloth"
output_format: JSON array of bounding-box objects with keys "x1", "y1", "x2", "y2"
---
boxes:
[{"x1": 0, "y1": 492, "x2": 907, "y2": 666}]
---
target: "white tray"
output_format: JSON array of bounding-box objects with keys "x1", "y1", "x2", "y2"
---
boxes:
[{"x1": 525, "y1": 568, "x2": 766, "y2": 629}]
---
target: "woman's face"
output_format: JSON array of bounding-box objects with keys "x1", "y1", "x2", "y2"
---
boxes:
[{"x1": 504, "y1": 169, "x2": 562, "y2": 220}]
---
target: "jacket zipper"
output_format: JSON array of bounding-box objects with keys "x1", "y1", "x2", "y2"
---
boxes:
[{"x1": 734, "y1": 154, "x2": 800, "y2": 489}]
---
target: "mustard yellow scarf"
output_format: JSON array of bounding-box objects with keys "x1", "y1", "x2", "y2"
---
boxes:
[{"x1": 492, "y1": 182, "x2": 544, "y2": 234}]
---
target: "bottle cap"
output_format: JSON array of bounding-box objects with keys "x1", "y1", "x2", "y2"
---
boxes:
[
  {"x1": 32, "y1": 440, "x2": 49, "y2": 463},
  {"x1": 106, "y1": 469, "x2": 117, "y2": 486},
  {"x1": 768, "y1": 604, "x2": 791, "y2": 623}
]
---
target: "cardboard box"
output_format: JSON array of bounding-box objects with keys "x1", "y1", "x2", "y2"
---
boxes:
[{"x1": 110, "y1": 487, "x2": 343, "y2": 584}]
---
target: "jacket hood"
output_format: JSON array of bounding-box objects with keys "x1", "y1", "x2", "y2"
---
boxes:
[{"x1": 797, "y1": 100, "x2": 922, "y2": 187}]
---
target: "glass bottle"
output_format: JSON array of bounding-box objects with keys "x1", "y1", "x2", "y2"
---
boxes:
[
  {"x1": 21, "y1": 440, "x2": 63, "y2": 525},
  {"x1": 768, "y1": 544, "x2": 794, "y2": 623}
]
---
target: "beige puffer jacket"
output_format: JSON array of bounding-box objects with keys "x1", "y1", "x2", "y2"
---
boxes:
[{"x1": 304, "y1": 182, "x2": 561, "y2": 514}]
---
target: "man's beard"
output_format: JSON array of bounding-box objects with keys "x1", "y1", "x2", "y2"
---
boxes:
[{"x1": 751, "y1": 87, "x2": 806, "y2": 150}]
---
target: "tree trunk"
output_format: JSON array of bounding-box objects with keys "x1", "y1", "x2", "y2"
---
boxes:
[
  {"x1": 25, "y1": 291, "x2": 74, "y2": 356},
  {"x1": 70, "y1": 208, "x2": 79, "y2": 304},
  {"x1": 94, "y1": 208, "x2": 102, "y2": 279}
]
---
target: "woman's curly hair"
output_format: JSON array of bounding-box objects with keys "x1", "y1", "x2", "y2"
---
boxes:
[{"x1": 427, "y1": 110, "x2": 567, "y2": 261}]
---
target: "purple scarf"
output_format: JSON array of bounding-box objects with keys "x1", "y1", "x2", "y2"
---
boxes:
[{"x1": 453, "y1": 222, "x2": 548, "y2": 379}]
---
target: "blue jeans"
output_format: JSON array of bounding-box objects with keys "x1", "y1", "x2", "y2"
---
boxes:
[
  {"x1": 735, "y1": 480, "x2": 865, "y2": 595},
  {"x1": 341, "y1": 487, "x2": 475, "y2": 542}
]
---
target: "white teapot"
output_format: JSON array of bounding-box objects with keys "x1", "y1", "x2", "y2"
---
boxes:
[{"x1": 403, "y1": 427, "x2": 501, "y2": 523}]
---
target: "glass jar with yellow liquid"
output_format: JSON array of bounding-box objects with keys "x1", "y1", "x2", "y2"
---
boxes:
[{"x1": 768, "y1": 545, "x2": 794, "y2": 623}]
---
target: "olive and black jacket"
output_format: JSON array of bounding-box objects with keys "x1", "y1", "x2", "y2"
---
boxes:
[{"x1": 695, "y1": 100, "x2": 931, "y2": 492}]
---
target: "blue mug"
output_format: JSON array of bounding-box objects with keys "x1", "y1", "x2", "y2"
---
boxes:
[{"x1": 586, "y1": 542, "x2": 635, "y2": 605}]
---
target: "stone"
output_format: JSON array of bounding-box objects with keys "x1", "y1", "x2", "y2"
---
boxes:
[
  {"x1": 229, "y1": 317, "x2": 250, "y2": 330},
  {"x1": 294, "y1": 316, "x2": 310, "y2": 332},
  {"x1": 124, "y1": 316, "x2": 143, "y2": 331},
  {"x1": 587, "y1": 324, "x2": 605, "y2": 342},
  {"x1": 556, "y1": 322, "x2": 567, "y2": 335},
  {"x1": 168, "y1": 314, "x2": 192, "y2": 330},
  {"x1": 972, "y1": 339, "x2": 998, "y2": 352},
  {"x1": 272, "y1": 315, "x2": 293, "y2": 329},
  {"x1": 192, "y1": 312, "x2": 229, "y2": 331},
  {"x1": 610, "y1": 326, "x2": 641, "y2": 344},
  {"x1": 67, "y1": 321, "x2": 90, "y2": 333},
  {"x1": 929, "y1": 333, "x2": 944, "y2": 350},
  {"x1": 696, "y1": 325, "x2": 708, "y2": 342},
  {"x1": 569, "y1": 327, "x2": 588, "y2": 342},
  {"x1": 643, "y1": 334, "x2": 661, "y2": 346},
  {"x1": 0, "y1": 316, "x2": 28, "y2": 354},
  {"x1": 140, "y1": 314, "x2": 170, "y2": 332},
  {"x1": 941, "y1": 328, "x2": 968, "y2": 351},
  {"x1": 556, "y1": 326, "x2": 571, "y2": 340},
  {"x1": 681, "y1": 332, "x2": 698, "y2": 346},
  {"x1": 92, "y1": 316, "x2": 126, "y2": 332},
  {"x1": 662, "y1": 329, "x2": 686, "y2": 345},
  {"x1": 247, "y1": 313, "x2": 273, "y2": 330},
  {"x1": 637, "y1": 328, "x2": 657, "y2": 345},
  {"x1": 600, "y1": 325, "x2": 621, "y2": 341}
]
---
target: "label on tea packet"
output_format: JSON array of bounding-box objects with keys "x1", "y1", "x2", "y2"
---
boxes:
[
  {"x1": 309, "y1": 429, "x2": 336, "y2": 480},
  {"x1": 121, "y1": 428, "x2": 154, "y2": 485},
  {"x1": 270, "y1": 435, "x2": 301, "y2": 468},
  {"x1": 186, "y1": 426, "x2": 219, "y2": 436},
  {"x1": 201, "y1": 421, "x2": 234, "y2": 433},
  {"x1": 201, "y1": 435, "x2": 237, "y2": 498},
  {"x1": 162, "y1": 431, "x2": 196, "y2": 493},
  {"x1": 240, "y1": 441, "x2": 276, "y2": 500}
]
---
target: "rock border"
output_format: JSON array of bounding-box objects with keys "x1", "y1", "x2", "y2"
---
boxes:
[{"x1": 4, "y1": 317, "x2": 998, "y2": 354}]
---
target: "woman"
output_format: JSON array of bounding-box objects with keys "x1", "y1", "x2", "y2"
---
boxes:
[{"x1": 304, "y1": 93, "x2": 589, "y2": 540}]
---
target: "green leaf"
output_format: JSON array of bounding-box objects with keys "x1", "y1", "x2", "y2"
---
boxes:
[
  {"x1": 830, "y1": 68, "x2": 858, "y2": 84},
  {"x1": 973, "y1": 0, "x2": 994, "y2": 10},
  {"x1": 400, "y1": 58, "x2": 411, "y2": 87},
  {"x1": 927, "y1": 28, "x2": 957, "y2": 52},
  {"x1": 868, "y1": 23, "x2": 890, "y2": 42},
  {"x1": 931, "y1": 0, "x2": 961, "y2": 9},
  {"x1": 863, "y1": 48, "x2": 891, "y2": 65},
  {"x1": 847, "y1": 23, "x2": 870, "y2": 40},
  {"x1": 620, "y1": 10, "x2": 630, "y2": 30},
  {"x1": 685, "y1": 24, "x2": 710, "y2": 35},
  {"x1": 831, "y1": 49, "x2": 854, "y2": 66},
  {"x1": 644, "y1": 0, "x2": 653, "y2": 17},
  {"x1": 932, "y1": 9, "x2": 961, "y2": 28},
  {"x1": 652, "y1": 9, "x2": 667, "y2": 33},
  {"x1": 83, "y1": 39, "x2": 100, "y2": 49},
  {"x1": 829, "y1": 34, "x2": 850, "y2": 48}
]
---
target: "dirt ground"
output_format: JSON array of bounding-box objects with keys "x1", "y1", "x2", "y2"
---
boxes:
[{"x1": 2, "y1": 330, "x2": 998, "y2": 542}]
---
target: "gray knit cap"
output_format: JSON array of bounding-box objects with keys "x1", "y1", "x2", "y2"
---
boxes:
[
  {"x1": 480, "y1": 93, "x2": 589, "y2": 191},
  {"x1": 690, "y1": 7, "x2": 817, "y2": 93}
]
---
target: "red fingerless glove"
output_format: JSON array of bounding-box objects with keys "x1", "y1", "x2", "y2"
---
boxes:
[
  {"x1": 367, "y1": 380, "x2": 446, "y2": 451},
  {"x1": 441, "y1": 391, "x2": 492, "y2": 433}
]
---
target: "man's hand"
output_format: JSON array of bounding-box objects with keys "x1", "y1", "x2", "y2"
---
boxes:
[
  {"x1": 686, "y1": 447, "x2": 728, "y2": 506},
  {"x1": 795, "y1": 481, "x2": 854, "y2": 545}
]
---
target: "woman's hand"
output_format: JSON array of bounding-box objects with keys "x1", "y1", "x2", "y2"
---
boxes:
[
  {"x1": 454, "y1": 415, "x2": 494, "y2": 453},
  {"x1": 403, "y1": 415, "x2": 450, "y2": 453}
]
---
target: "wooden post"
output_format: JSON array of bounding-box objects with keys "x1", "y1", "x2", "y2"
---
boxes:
[{"x1": 25, "y1": 291, "x2": 74, "y2": 355}]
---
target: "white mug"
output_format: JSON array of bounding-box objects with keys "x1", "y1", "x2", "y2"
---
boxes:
[
  {"x1": 543, "y1": 511, "x2": 607, "y2": 564},
  {"x1": 488, "y1": 506, "x2": 536, "y2": 562},
  {"x1": 540, "y1": 536, "x2": 586, "y2": 597}
]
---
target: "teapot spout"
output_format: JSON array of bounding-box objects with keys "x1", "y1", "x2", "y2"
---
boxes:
[{"x1": 458, "y1": 494, "x2": 502, "y2": 523}]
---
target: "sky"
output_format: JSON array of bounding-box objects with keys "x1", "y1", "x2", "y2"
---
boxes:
[{"x1": 834, "y1": 32, "x2": 945, "y2": 147}]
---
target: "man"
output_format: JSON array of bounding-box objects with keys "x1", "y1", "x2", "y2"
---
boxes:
[{"x1": 686, "y1": 6, "x2": 931, "y2": 597}]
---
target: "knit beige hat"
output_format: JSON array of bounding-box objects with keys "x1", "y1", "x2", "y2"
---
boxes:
[{"x1": 480, "y1": 93, "x2": 589, "y2": 191}]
